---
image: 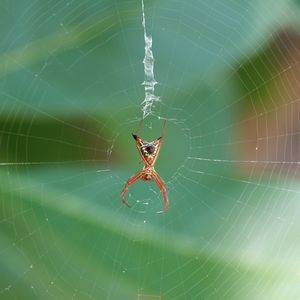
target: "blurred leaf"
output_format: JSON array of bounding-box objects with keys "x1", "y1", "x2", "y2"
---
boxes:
[
  {"x1": 237, "y1": 43, "x2": 281, "y2": 103},
  {"x1": 1, "y1": 166, "x2": 300, "y2": 299},
  {"x1": 152, "y1": 0, "x2": 289, "y2": 86},
  {"x1": 1, "y1": 1, "x2": 299, "y2": 300},
  {"x1": 0, "y1": 117, "x2": 109, "y2": 163},
  {"x1": 0, "y1": 72, "x2": 237, "y2": 167},
  {"x1": 236, "y1": 30, "x2": 300, "y2": 113},
  {"x1": 1, "y1": 73, "x2": 299, "y2": 299},
  {"x1": 0, "y1": 0, "x2": 290, "y2": 117}
]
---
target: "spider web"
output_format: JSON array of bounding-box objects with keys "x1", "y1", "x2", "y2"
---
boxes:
[{"x1": 1, "y1": 0, "x2": 300, "y2": 299}]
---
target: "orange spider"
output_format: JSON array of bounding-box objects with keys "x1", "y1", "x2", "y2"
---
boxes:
[{"x1": 121, "y1": 121, "x2": 169, "y2": 211}]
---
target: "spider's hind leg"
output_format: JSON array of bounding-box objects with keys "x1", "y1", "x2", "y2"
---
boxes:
[
  {"x1": 152, "y1": 170, "x2": 169, "y2": 212},
  {"x1": 121, "y1": 170, "x2": 145, "y2": 208}
]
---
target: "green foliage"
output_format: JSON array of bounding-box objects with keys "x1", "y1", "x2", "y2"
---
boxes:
[{"x1": 1, "y1": 0, "x2": 299, "y2": 299}]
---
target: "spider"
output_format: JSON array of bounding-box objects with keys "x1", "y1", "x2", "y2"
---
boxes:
[{"x1": 121, "y1": 120, "x2": 169, "y2": 211}]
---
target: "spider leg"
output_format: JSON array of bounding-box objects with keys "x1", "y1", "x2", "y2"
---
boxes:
[
  {"x1": 121, "y1": 170, "x2": 145, "y2": 208},
  {"x1": 135, "y1": 119, "x2": 143, "y2": 136},
  {"x1": 152, "y1": 170, "x2": 169, "y2": 212},
  {"x1": 160, "y1": 120, "x2": 167, "y2": 139}
]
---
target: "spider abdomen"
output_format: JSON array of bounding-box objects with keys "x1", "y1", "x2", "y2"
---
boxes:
[{"x1": 146, "y1": 144, "x2": 155, "y2": 154}]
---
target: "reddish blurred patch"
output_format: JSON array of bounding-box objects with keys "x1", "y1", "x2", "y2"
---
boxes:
[{"x1": 237, "y1": 30, "x2": 300, "y2": 175}]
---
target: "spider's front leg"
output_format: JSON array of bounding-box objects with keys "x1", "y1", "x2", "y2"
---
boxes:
[{"x1": 121, "y1": 170, "x2": 145, "y2": 207}]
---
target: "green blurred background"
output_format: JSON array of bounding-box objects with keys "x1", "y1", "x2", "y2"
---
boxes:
[{"x1": 1, "y1": 0, "x2": 300, "y2": 299}]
